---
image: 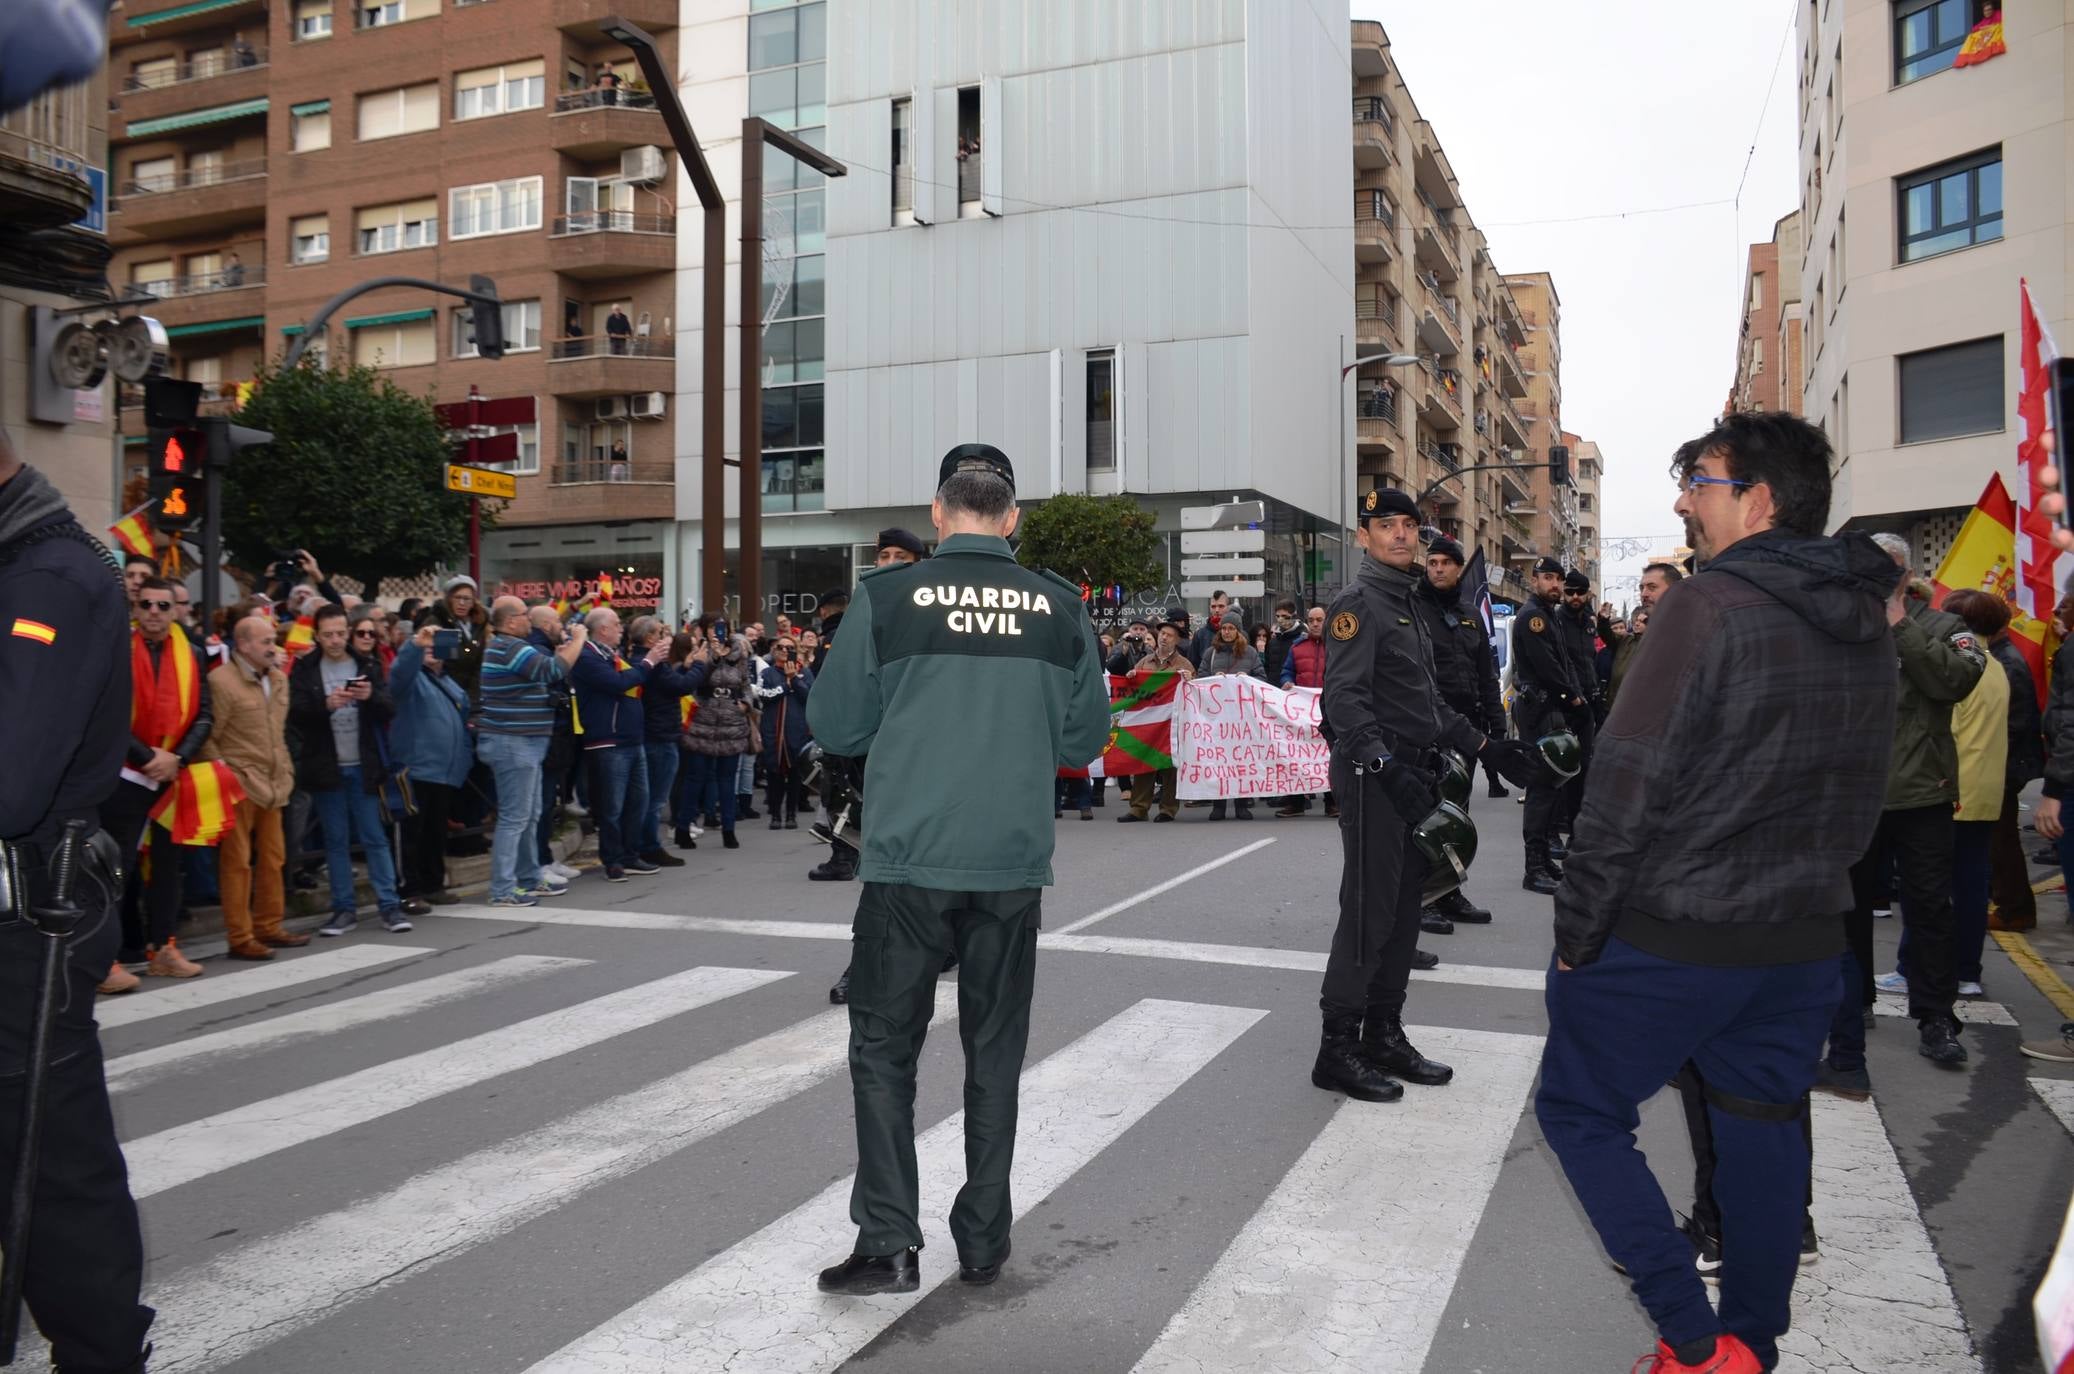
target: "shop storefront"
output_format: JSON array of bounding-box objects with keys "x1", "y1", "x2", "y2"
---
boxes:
[{"x1": 482, "y1": 520, "x2": 671, "y2": 617}]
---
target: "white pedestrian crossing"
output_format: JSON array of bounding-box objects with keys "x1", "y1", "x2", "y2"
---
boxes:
[
  {"x1": 521, "y1": 998, "x2": 1268, "y2": 1374},
  {"x1": 94, "y1": 944, "x2": 432, "y2": 1029},
  {"x1": 120, "y1": 965, "x2": 790, "y2": 1199},
  {"x1": 102, "y1": 955, "x2": 588, "y2": 1095},
  {"x1": 2032, "y1": 1077, "x2": 2074, "y2": 1136}
]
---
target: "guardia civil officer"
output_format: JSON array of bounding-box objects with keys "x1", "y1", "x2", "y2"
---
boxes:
[
  {"x1": 808, "y1": 443, "x2": 1110, "y2": 1292},
  {"x1": 1410, "y1": 535, "x2": 1503, "y2": 932},
  {"x1": 1512, "y1": 556, "x2": 1585, "y2": 894},
  {"x1": 1553, "y1": 568, "x2": 1601, "y2": 850},
  {"x1": 0, "y1": 432, "x2": 155, "y2": 1372},
  {"x1": 1313, "y1": 488, "x2": 1542, "y2": 1103}
]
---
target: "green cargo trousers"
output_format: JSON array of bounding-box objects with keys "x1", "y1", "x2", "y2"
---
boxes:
[{"x1": 846, "y1": 881, "x2": 1041, "y2": 1266}]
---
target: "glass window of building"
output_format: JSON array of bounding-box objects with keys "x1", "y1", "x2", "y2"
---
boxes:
[{"x1": 1898, "y1": 150, "x2": 2001, "y2": 262}]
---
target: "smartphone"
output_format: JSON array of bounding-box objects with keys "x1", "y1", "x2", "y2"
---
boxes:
[
  {"x1": 347, "y1": 675, "x2": 369, "y2": 688},
  {"x1": 711, "y1": 617, "x2": 732, "y2": 644},
  {"x1": 431, "y1": 628, "x2": 461, "y2": 661}
]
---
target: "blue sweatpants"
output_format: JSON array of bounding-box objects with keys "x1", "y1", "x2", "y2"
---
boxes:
[{"x1": 1535, "y1": 937, "x2": 1840, "y2": 1370}]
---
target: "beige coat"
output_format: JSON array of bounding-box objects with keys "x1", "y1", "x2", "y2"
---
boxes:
[{"x1": 200, "y1": 654, "x2": 295, "y2": 809}]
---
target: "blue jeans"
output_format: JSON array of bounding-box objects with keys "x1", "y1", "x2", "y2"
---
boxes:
[
  {"x1": 585, "y1": 743, "x2": 649, "y2": 868},
  {"x1": 642, "y1": 740, "x2": 680, "y2": 855},
  {"x1": 311, "y1": 767, "x2": 401, "y2": 915},
  {"x1": 686, "y1": 752, "x2": 740, "y2": 832},
  {"x1": 479, "y1": 732, "x2": 547, "y2": 900},
  {"x1": 1536, "y1": 938, "x2": 1839, "y2": 1370}
]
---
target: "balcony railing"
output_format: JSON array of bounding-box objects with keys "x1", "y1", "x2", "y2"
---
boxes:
[
  {"x1": 553, "y1": 456, "x2": 672, "y2": 485},
  {"x1": 1416, "y1": 184, "x2": 1451, "y2": 226},
  {"x1": 957, "y1": 152, "x2": 981, "y2": 204},
  {"x1": 133, "y1": 264, "x2": 266, "y2": 298},
  {"x1": 551, "y1": 335, "x2": 673, "y2": 360},
  {"x1": 1354, "y1": 189, "x2": 1395, "y2": 230},
  {"x1": 1357, "y1": 388, "x2": 1396, "y2": 425},
  {"x1": 551, "y1": 210, "x2": 674, "y2": 236},
  {"x1": 1417, "y1": 437, "x2": 1461, "y2": 473},
  {"x1": 552, "y1": 88, "x2": 658, "y2": 113},
  {"x1": 120, "y1": 158, "x2": 267, "y2": 197},
  {"x1": 122, "y1": 47, "x2": 267, "y2": 90},
  {"x1": 1, "y1": 81, "x2": 92, "y2": 169},
  {"x1": 1355, "y1": 295, "x2": 1398, "y2": 349},
  {"x1": 1351, "y1": 96, "x2": 1395, "y2": 136}
]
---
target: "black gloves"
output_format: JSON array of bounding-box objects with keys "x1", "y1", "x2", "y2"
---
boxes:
[
  {"x1": 1479, "y1": 736, "x2": 1544, "y2": 787},
  {"x1": 1369, "y1": 755, "x2": 1440, "y2": 825}
]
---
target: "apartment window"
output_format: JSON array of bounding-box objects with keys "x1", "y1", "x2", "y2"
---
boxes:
[
  {"x1": 1086, "y1": 350, "x2": 1117, "y2": 472},
  {"x1": 127, "y1": 156, "x2": 174, "y2": 193},
  {"x1": 1899, "y1": 150, "x2": 2001, "y2": 262},
  {"x1": 1897, "y1": 337, "x2": 2003, "y2": 443},
  {"x1": 294, "y1": 0, "x2": 332, "y2": 38},
  {"x1": 1749, "y1": 273, "x2": 1763, "y2": 310},
  {"x1": 356, "y1": 0, "x2": 436, "y2": 27},
  {"x1": 747, "y1": 62, "x2": 826, "y2": 132},
  {"x1": 131, "y1": 57, "x2": 176, "y2": 89},
  {"x1": 187, "y1": 45, "x2": 225, "y2": 80},
  {"x1": 563, "y1": 175, "x2": 635, "y2": 230},
  {"x1": 291, "y1": 101, "x2": 330, "y2": 151},
  {"x1": 1894, "y1": 0, "x2": 1972, "y2": 84},
  {"x1": 130, "y1": 260, "x2": 175, "y2": 297},
  {"x1": 188, "y1": 148, "x2": 224, "y2": 184},
  {"x1": 290, "y1": 213, "x2": 330, "y2": 264},
  {"x1": 561, "y1": 421, "x2": 635, "y2": 481},
  {"x1": 956, "y1": 86, "x2": 980, "y2": 206},
  {"x1": 748, "y1": 3, "x2": 824, "y2": 69},
  {"x1": 761, "y1": 254, "x2": 824, "y2": 321},
  {"x1": 356, "y1": 198, "x2": 438, "y2": 254},
  {"x1": 452, "y1": 299, "x2": 540, "y2": 356},
  {"x1": 1751, "y1": 338, "x2": 1765, "y2": 374},
  {"x1": 450, "y1": 176, "x2": 543, "y2": 238},
  {"x1": 454, "y1": 59, "x2": 544, "y2": 119},
  {"x1": 351, "y1": 316, "x2": 436, "y2": 369},
  {"x1": 890, "y1": 97, "x2": 913, "y2": 222},
  {"x1": 357, "y1": 81, "x2": 439, "y2": 141},
  {"x1": 761, "y1": 318, "x2": 824, "y2": 384}
]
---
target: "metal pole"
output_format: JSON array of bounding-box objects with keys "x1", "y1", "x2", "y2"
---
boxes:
[
  {"x1": 740, "y1": 118, "x2": 765, "y2": 624},
  {"x1": 466, "y1": 385, "x2": 482, "y2": 584},
  {"x1": 702, "y1": 205, "x2": 726, "y2": 614},
  {"x1": 282, "y1": 275, "x2": 499, "y2": 371},
  {"x1": 200, "y1": 438, "x2": 223, "y2": 634}
]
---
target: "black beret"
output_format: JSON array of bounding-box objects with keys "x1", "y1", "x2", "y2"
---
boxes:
[
  {"x1": 1533, "y1": 556, "x2": 1564, "y2": 577},
  {"x1": 1427, "y1": 536, "x2": 1465, "y2": 565},
  {"x1": 1358, "y1": 486, "x2": 1421, "y2": 525},
  {"x1": 937, "y1": 442, "x2": 1016, "y2": 494},
  {"x1": 1564, "y1": 569, "x2": 1591, "y2": 593},
  {"x1": 1161, "y1": 607, "x2": 1189, "y2": 634},
  {"x1": 819, "y1": 588, "x2": 851, "y2": 608},
  {"x1": 876, "y1": 527, "x2": 928, "y2": 559}
]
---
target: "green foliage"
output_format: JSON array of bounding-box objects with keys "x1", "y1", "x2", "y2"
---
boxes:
[
  {"x1": 1014, "y1": 493, "x2": 1165, "y2": 595},
  {"x1": 224, "y1": 360, "x2": 480, "y2": 592}
]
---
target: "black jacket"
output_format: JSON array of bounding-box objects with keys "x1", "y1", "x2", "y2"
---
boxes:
[
  {"x1": 1510, "y1": 593, "x2": 1581, "y2": 706},
  {"x1": 1265, "y1": 624, "x2": 1303, "y2": 687},
  {"x1": 641, "y1": 659, "x2": 707, "y2": 743},
  {"x1": 1556, "y1": 603, "x2": 1600, "y2": 706},
  {"x1": 1412, "y1": 575, "x2": 1503, "y2": 735},
  {"x1": 1554, "y1": 529, "x2": 1900, "y2": 969},
  {"x1": 1320, "y1": 554, "x2": 1483, "y2": 767},
  {"x1": 1997, "y1": 637, "x2": 2044, "y2": 792},
  {"x1": 288, "y1": 648, "x2": 396, "y2": 793}
]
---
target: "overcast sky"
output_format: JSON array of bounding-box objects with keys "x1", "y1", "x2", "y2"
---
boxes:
[{"x1": 1353, "y1": 0, "x2": 1803, "y2": 602}]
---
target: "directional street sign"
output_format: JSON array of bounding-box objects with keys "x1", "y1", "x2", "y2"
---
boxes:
[
  {"x1": 1179, "y1": 529, "x2": 1266, "y2": 555},
  {"x1": 1180, "y1": 557, "x2": 1265, "y2": 578},
  {"x1": 1180, "y1": 499, "x2": 1266, "y2": 531},
  {"x1": 1181, "y1": 579, "x2": 1265, "y2": 598},
  {"x1": 446, "y1": 463, "x2": 518, "y2": 500}
]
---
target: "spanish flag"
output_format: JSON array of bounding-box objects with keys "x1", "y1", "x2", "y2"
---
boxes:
[
  {"x1": 284, "y1": 615, "x2": 316, "y2": 660},
  {"x1": 596, "y1": 572, "x2": 615, "y2": 606},
  {"x1": 149, "y1": 759, "x2": 247, "y2": 845},
  {"x1": 1932, "y1": 472, "x2": 2049, "y2": 709},
  {"x1": 108, "y1": 503, "x2": 154, "y2": 560},
  {"x1": 1954, "y1": 10, "x2": 2006, "y2": 68}
]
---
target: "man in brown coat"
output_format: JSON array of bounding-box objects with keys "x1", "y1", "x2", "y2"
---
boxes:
[{"x1": 201, "y1": 614, "x2": 306, "y2": 960}]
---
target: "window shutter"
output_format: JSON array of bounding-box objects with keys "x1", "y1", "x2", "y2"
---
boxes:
[{"x1": 1897, "y1": 337, "x2": 2003, "y2": 444}]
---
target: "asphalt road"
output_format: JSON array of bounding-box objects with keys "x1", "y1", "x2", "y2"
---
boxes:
[{"x1": 59, "y1": 782, "x2": 2074, "y2": 1373}]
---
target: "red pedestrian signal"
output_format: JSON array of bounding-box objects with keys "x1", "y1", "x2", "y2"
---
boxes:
[
  {"x1": 147, "y1": 425, "x2": 207, "y2": 531},
  {"x1": 162, "y1": 434, "x2": 187, "y2": 473}
]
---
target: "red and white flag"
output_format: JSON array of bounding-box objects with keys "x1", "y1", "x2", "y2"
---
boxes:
[{"x1": 2016, "y1": 278, "x2": 2067, "y2": 625}]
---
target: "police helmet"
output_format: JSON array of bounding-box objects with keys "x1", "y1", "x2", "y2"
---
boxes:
[
  {"x1": 1413, "y1": 800, "x2": 1479, "y2": 906},
  {"x1": 1437, "y1": 749, "x2": 1472, "y2": 809},
  {"x1": 1535, "y1": 730, "x2": 1583, "y2": 782},
  {"x1": 797, "y1": 740, "x2": 825, "y2": 790}
]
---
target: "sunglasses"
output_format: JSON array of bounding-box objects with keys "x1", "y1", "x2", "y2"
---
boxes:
[
  {"x1": 353, "y1": 628, "x2": 379, "y2": 638},
  {"x1": 138, "y1": 598, "x2": 174, "y2": 611}
]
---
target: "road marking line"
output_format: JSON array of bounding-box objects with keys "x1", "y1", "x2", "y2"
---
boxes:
[
  {"x1": 1050, "y1": 837, "x2": 1278, "y2": 933},
  {"x1": 145, "y1": 988, "x2": 958, "y2": 1374},
  {"x1": 103, "y1": 955, "x2": 589, "y2": 1095},
  {"x1": 120, "y1": 965, "x2": 790, "y2": 1200},
  {"x1": 1992, "y1": 928, "x2": 2074, "y2": 1020},
  {"x1": 1781, "y1": 1094, "x2": 1981, "y2": 1371},
  {"x1": 1131, "y1": 1024, "x2": 1543, "y2": 1373},
  {"x1": 1873, "y1": 991, "x2": 2017, "y2": 1027},
  {"x1": 94, "y1": 944, "x2": 432, "y2": 1029},
  {"x1": 443, "y1": 906, "x2": 853, "y2": 939},
  {"x1": 523, "y1": 997, "x2": 1267, "y2": 1374},
  {"x1": 2032, "y1": 1077, "x2": 2074, "y2": 1137}
]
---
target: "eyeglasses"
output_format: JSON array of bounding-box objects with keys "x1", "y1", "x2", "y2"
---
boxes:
[
  {"x1": 352, "y1": 629, "x2": 379, "y2": 638},
  {"x1": 1682, "y1": 474, "x2": 1753, "y2": 495},
  {"x1": 138, "y1": 598, "x2": 173, "y2": 611}
]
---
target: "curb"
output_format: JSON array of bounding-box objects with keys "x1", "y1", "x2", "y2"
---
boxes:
[{"x1": 1992, "y1": 928, "x2": 2074, "y2": 1022}]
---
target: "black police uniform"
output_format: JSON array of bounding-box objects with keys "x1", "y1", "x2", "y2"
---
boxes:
[
  {"x1": 1553, "y1": 595, "x2": 1600, "y2": 839},
  {"x1": 1409, "y1": 563, "x2": 1502, "y2": 925},
  {"x1": 1510, "y1": 564, "x2": 1584, "y2": 890},
  {"x1": 0, "y1": 465, "x2": 154, "y2": 1373}
]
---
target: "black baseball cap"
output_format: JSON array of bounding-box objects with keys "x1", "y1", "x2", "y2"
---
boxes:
[{"x1": 938, "y1": 442, "x2": 1016, "y2": 494}]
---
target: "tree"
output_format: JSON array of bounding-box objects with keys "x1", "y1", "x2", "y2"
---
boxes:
[
  {"x1": 224, "y1": 360, "x2": 484, "y2": 594},
  {"x1": 1014, "y1": 493, "x2": 1164, "y2": 599}
]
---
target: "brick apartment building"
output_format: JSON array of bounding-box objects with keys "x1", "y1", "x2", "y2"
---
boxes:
[
  {"x1": 104, "y1": 0, "x2": 682, "y2": 610},
  {"x1": 1726, "y1": 210, "x2": 1804, "y2": 418}
]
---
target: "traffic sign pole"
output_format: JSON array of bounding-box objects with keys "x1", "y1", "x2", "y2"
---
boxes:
[{"x1": 466, "y1": 385, "x2": 482, "y2": 585}]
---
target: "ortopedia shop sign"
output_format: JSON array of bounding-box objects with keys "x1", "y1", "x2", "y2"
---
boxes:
[{"x1": 501, "y1": 574, "x2": 663, "y2": 612}]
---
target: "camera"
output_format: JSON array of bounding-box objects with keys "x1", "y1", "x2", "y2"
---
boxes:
[{"x1": 269, "y1": 550, "x2": 303, "y2": 587}]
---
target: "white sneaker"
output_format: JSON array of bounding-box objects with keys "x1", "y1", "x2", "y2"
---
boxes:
[
  {"x1": 527, "y1": 876, "x2": 570, "y2": 896},
  {"x1": 548, "y1": 861, "x2": 582, "y2": 881},
  {"x1": 1957, "y1": 980, "x2": 1984, "y2": 998},
  {"x1": 1874, "y1": 970, "x2": 1908, "y2": 993}
]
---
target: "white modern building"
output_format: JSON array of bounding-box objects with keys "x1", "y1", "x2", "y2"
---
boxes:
[{"x1": 672, "y1": 0, "x2": 1355, "y2": 622}]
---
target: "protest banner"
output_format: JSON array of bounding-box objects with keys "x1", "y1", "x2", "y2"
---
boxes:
[{"x1": 1172, "y1": 674, "x2": 1331, "y2": 799}]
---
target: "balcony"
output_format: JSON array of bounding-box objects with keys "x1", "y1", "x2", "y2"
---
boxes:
[
  {"x1": 1417, "y1": 281, "x2": 1462, "y2": 357},
  {"x1": 514, "y1": 454, "x2": 675, "y2": 524},
  {"x1": 129, "y1": 265, "x2": 266, "y2": 329},
  {"x1": 1499, "y1": 291, "x2": 1528, "y2": 346},
  {"x1": 547, "y1": 335, "x2": 675, "y2": 399},
  {"x1": 120, "y1": 0, "x2": 265, "y2": 38},
  {"x1": 1414, "y1": 218, "x2": 1460, "y2": 283},
  {"x1": 549, "y1": 211, "x2": 675, "y2": 279},
  {"x1": 1351, "y1": 97, "x2": 1394, "y2": 169},
  {"x1": 1356, "y1": 387, "x2": 1398, "y2": 448},
  {"x1": 549, "y1": 89, "x2": 665, "y2": 158},
  {"x1": 116, "y1": 49, "x2": 268, "y2": 130},
  {"x1": 1495, "y1": 338, "x2": 1528, "y2": 398},
  {"x1": 555, "y1": 0, "x2": 676, "y2": 39},
  {"x1": 0, "y1": 84, "x2": 96, "y2": 228},
  {"x1": 1354, "y1": 190, "x2": 1394, "y2": 264},
  {"x1": 1417, "y1": 365, "x2": 1462, "y2": 431},
  {"x1": 111, "y1": 158, "x2": 267, "y2": 237},
  {"x1": 1355, "y1": 295, "x2": 1398, "y2": 351},
  {"x1": 1497, "y1": 396, "x2": 1530, "y2": 448}
]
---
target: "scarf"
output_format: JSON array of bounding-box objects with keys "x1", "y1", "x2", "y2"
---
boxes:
[
  {"x1": 0, "y1": 465, "x2": 69, "y2": 550},
  {"x1": 131, "y1": 622, "x2": 200, "y2": 750}
]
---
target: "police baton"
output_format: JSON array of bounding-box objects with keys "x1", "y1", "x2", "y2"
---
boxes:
[{"x1": 0, "y1": 819, "x2": 89, "y2": 1365}]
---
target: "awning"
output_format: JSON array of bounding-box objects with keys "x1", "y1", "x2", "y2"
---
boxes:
[
  {"x1": 166, "y1": 316, "x2": 264, "y2": 338},
  {"x1": 280, "y1": 324, "x2": 305, "y2": 336},
  {"x1": 128, "y1": 0, "x2": 256, "y2": 26},
  {"x1": 127, "y1": 98, "x2": 270, "y2": 138},
  {"x1": 289, "y1": 99, "x2": 330, "y2": 117},
  {"x1": 344, "y1": 308, "x2": 434, "y2": 329}
]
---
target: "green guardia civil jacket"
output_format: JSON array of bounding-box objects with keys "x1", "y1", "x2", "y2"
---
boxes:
[{"x1": 806, "y1": 532, "x2": 1112, "y2": 891}]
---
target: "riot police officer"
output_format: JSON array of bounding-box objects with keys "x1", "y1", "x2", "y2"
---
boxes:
[
  {"x1": 1312, "y1": 488, "x2": 1541, "y2": 1103},
  {"x1": 0, "y1": 436, "x2": 155, "y2": 1372},
  {"x1": 1512, "y1": 556, "x2": 1586, "y2": 894},
  {"x1": 1553, "y1": 568, "x2": 1601, "y2": 850},
  {"x1": 1410, "y1": 536, "x2": 1504, "y2": 932}
]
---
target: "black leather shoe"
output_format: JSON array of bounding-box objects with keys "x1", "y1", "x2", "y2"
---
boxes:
[
  {"x1": 400, "y1": 897, "x2": 433, "y2": 917},
  {"x1": 942, "y1": 951, "x2": 959, "y2": 974},
  {"x1": 817, "y1": 1247, "x2": 920, "y2": 1294},
  {"x1": 1547, "y1": 837, "x2": 1569, "y2": 862},
  {"x1": 1522, "y1": 870, "x2": 1561, "y2": 896},
  {"x1": 1360, "y1": 1016, "x2": 1453, "y2": 1085},
  {"x1": 1919, "y1": 1018, "x2": 1968, "y2": 1068},
  {"x1": 1312, "y1": 1018, "x2": 1403, "y2": 1102},
  {"x1": 674, "y1": 827, "x2": 698, "y2": 850},
  {"x1": 809, "y1": 858, "x2": 856, "y2": 882},
  {"x1": 642, "y1": 849, "x2": 687, "y2": 868},
  {"x1": 1420, "y1": 909, "x2": 1455, "y2": 936},
  {"x1": 1435, "y1": 890, "x2": 1493, "y2": 924},
  {"x1": 959, "y1": 1240, "x2": 1010, "y2": 1285},
  {"x1": 1412, "y1": 948, "x2": 1439, "y2": 970},
  {"x1": 830, "y1": 967, "x2": 851, "y2": 1005},
  {"x1": 1487, "y1": 782, "x2": 1509, "y2": 798}
]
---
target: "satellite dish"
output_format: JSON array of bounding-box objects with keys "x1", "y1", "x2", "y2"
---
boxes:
[
  {"x1": 108, "y1": 314, "x2": 170, "y2": 382},
  {"x1": 49, "y1": 320, "x2": 109, "y2": 389}
]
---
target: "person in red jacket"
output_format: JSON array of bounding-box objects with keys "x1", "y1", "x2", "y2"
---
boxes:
[{"x1": 1276, "y1": 606, "x2": 1335, "y2": 818}]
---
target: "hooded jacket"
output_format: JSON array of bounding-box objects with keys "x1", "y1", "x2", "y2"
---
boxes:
[
  {"x1": 387, "y1": 647, "x2": 474, "y2": 788},
  {"x1": 1554, "y1": 529, "x2": 1900, "y2": 969},
  {"x1": 1882, "y1": 595, "x2": 1988, "y2": 810}
]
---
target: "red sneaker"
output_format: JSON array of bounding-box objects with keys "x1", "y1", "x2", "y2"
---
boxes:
[{"x1": 1631, "y1": 1334, "x2": 1762, "y2": 1374}]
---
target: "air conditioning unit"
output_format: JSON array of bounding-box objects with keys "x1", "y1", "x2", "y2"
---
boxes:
[
  {"x1": 621, "y1": 145, "x2": 666, "y2": 184},
  {"x1": 628, "y1": 390, "x2": 667, "y2": 419},
  {"x1": 595, "y1": 396, "x2": 628, "y2": 421}
]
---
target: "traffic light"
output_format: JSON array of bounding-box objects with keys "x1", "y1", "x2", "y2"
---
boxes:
[
  {"x1": 147, "y1": 424, "x2": 207, "y2": 531},
  {"x1": 1549, "y1": 444, "x2": 1571, "y2": 487},
  {"x1": 467, "y1": 273, "x2": 505, "y2": 360}
]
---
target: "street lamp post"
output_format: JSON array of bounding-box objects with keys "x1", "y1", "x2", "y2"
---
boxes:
[{"x1": 1337, "y1": 344, "x2": 1421, "y2": 538}]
